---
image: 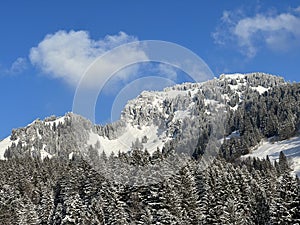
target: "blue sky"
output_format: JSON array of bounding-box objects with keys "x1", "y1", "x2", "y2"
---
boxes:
[{"x1": 1, "y1": 0, "x2": 300, "y2": 139}]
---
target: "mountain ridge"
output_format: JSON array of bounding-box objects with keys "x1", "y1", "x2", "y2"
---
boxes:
[{"x1": 1, "y1": 72, "x2": 299, "y2": 174}]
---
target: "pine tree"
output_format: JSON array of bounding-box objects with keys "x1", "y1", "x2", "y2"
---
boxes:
[
  {"x1": 278, "y1": 151, "x2": 290, "y2": 173},
  {"x1": 178, "y1": 166, "x2": 200, "y2": 224}
]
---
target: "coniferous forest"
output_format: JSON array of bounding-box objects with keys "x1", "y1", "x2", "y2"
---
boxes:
[{"x1": 0, "y1": 154, "x2": 299, "y2": 224}]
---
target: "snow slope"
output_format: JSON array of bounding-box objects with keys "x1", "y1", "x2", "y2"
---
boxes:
[
  {"x1": 45, "y1": 116, "x2": 66, "y2": 129},
  {"x1": 244, "y1": 136, "x2": 300, "y2": 176},
  {"x1": 0, "y1": 137, "x2": 12, "y2": 160},
  {"x1": 88, "y1": 124, "x2": 169, "y2": 155}
]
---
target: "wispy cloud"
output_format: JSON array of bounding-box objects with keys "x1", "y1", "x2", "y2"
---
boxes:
[
  {"x1": 100, "y1": 63, "x2": 179, "y2": 95},
  {"x1": 29, "y1": 30, "x2": 148, "y2": 88},
  {"x1": 0, "y1": 57, "x2": 28, "y2": 75},
  {"x1": 213, "y1": 6, "x2": 300, "y2": 58},
  {"x1": 295, "y1": 6, "x2": 300, "y2": 13},
  {"x1": 9, "y1": 57, "x2": 28, "y2": 74},
  {"x1": 157, "y1": 64, "x2": 178, "y2": 80}
]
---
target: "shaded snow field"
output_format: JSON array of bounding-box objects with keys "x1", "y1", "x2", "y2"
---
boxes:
[
  {"x1": 87, "y1": 124, "x2": 168, "y2": 155},
  {"x1": 243, "y1": 136, "x2": 300, "y2": 176}
]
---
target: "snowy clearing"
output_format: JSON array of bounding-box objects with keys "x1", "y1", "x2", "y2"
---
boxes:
[{"x1": 244, "y1": 136, "x2": 300, "y2": 176}]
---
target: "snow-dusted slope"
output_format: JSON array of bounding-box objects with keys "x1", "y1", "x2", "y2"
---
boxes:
[
  {"x1": 0, "y1": 114, "x2": 70, "y2": 160},
  {"x1": 244, "y1": 136, "x2": 300, "y2": 176},
  {"x1": 88, "y1": 124, "x2": 167, "y2": 154},
  {"x1": 0, "y1": 136, "x2": 14, "y2": 160}
]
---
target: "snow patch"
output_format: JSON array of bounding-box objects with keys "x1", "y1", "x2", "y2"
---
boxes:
[
  {"x1": 87, "y1": 131, "x2": 100, "y2": 147},
  {"x1": 251, "y1": 86, "x2": 269, "y2": 94},
  {"x1": 165, "y1": 90, "x2": 188, "y2": 98},
  {"x1": 36, "y1": 129, "x2": 42, "y2": 139},
  {"x1": 230, "y1": 105, "x2": 239, "y2": 111},
  {"x1": 0, "y1": 136, "x2": 13, "y2": 160},
  {"x1": 69, "y1": 152, "x2": 74, "y2": 160},
  {"x1": 40, "y1": 144, "x2": 52, "y2": 160},
  {"x1": 204, "y1": 99, "x2": 219, "y2": 106},
  {"x1": 226, "y1": 130, "x2": 240, "y2": 140},
  {"x1": 174, "y1": 110, "x2": 190, "y2": 120},
  {"x1": 243, "y1": 136, "x2": 300, "y2": 176},
  {"x1": 220, "y1": 73, "x2": 245, "y2": 80},
  {"x1": 45, "y1": 116, "x2": 66, "y2": 129}
]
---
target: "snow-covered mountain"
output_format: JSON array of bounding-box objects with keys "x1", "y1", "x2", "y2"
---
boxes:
[
  {"x1": 2, "y1": 72, "x2": 300, "y2": 225},
  {"x1": 1, "y1": 72, "x2": 300, "y2": 175}
]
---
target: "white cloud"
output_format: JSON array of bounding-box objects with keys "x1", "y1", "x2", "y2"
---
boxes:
[
  {"x1": 157, "y1": 64, "x2": 178, "y2": 80},
  {"x1": 29, "y1": 30, "x2": 148, "y2": 87},
  {"x1": 100, "y1": 63, "x2": 178, "y2": 95},
  {"x1": 213, "y1": 6, "x2": 300, "y2": 57},
  {"x1": 295, "y1": 6, "x2": 300, "y2": 13},
  {"x1": 8, "y1": 57, "x2": 28, "y2": 74},
  {"x1": 0, "y1": 57, "x2": 28, "y2": 75}
]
